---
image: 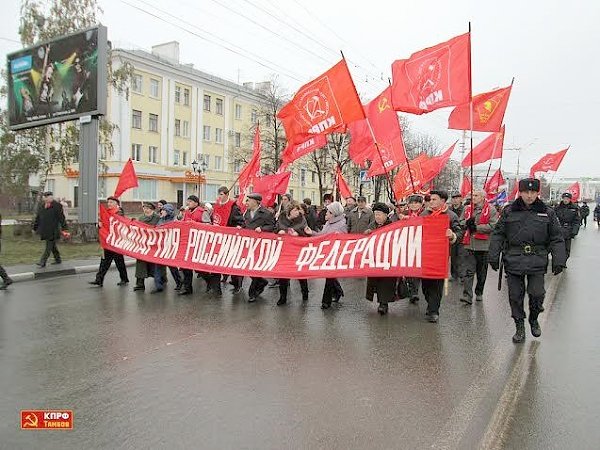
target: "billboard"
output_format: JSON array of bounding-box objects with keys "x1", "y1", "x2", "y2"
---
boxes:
[{"x1": 6, "y1": 25, "x2": 107, "y2": 130}]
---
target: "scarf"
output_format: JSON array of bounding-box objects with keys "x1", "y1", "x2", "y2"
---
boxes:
[
  {"x1": 462, "y1": 202, "x2": 491, "y2": 244},
  {"x1": 428, "y1": 203, "x2": 449, "y2": 217}
]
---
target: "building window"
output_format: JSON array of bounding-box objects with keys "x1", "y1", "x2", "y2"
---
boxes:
[
  {"x1": 301, "y1": 168, "x2": 306, "y2": 187},
  {"x1": 234, "y1": 132, "x2": 241, "y2": 148},
  {"x1": 183, "y1": 120, "x2": 189, "y2": 138},
  {"x1": 133, "y1": 179, "x2": 157, "y2": 200},
  {"x1": 184, "y1": 88, "x2": 190, "y2": 106},
  {"x1": 46, "y1": 179, "x2": 55, "y2": 194},
  {"x1": 251, "y1": 109, "x2": 257, "y2": 124},
  {"x1": 174, "y1": 119, "x2": 181, "y2": 137},
  {"x1": 233, "y1": 185, "x2": 240, "y2": 197},
  {"x1": 311, "y1": 191, "x2": 315, "y2": 202},
  {"x1": 205, "y1": 184, "x2": 218, "y2": 200},
  {"x1": 203, "y1": 94, "x2": 211, "y2": 111},
  {"x1": 132, "y1": 110, "x2": 142, "y2": 129},
  {"x1": 182, "y1": 151, "x2": 188, "y2": 167},
  {"x1": 175, "y1": 86, "x2": 181, "y2": 103},
  {"x1": 215, "y1": 128, "x2": 223, "y2": 143},
  {"x1": 149, "y1": 146, "x2": 158, "y2": 163},
  {"x1": 149, "y1": 113, "x2": 158, "y2": 132},
  {"x1": 174, "y1": 150, "x2": 180, "y2": 166},
  {"x1": 200, "y1": 154, "x2": 210, "y2": 168},
  {"x1": 215, "y1": 156, "x2": 222, "y2": 171},
  {"x1": 235, "y1": 104, "x2": 242, "y2": 119},
  {"x1": 233, "y1": 160, "x2": 242, "y2": 173},
  {"x1": 311, "y1": 171, "x2": 316, "y2": 183},
  {"x1": 131, "y1": 144, "x2": 142, "y2": 161},
  {"x1": 132, "y1": 74, "x2": 142, "y2": 93},
  {"x1": 216, "y1": 98, "x2": 223, "y2": 115},
  {"x1": 150, "y1": 79, "x2": 160, "y2": 97},
  {"x1": 203, "y1": 125, "x2": 211, "y2": 141}
]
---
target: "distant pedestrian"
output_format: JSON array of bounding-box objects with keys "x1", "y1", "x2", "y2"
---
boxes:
[
  {"x1": 33, "y1": 191, "x2": 69, "y2": 268},
  {"x1": 347, "y1": 196, "x2": 374, "y2": 234},
  {"x1": 0, "y1": 212, "x2": 14, "y2": 290},
  {"x1": 554, "y1": 192, "x2": 580, "y2": 262},
  {"x1": 580, "y1": 202, "x2": 590, "y2": 227},
  {"x1": 89, "y1": 197, "x2": 129, "y2": 288}
]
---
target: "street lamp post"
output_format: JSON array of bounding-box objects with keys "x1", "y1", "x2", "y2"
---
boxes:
[{"x1": 191, "y1": 158, "x2": 208, "y2": 200}]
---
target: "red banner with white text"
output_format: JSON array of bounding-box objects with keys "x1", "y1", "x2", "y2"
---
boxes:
[{"x1": 99, "y1": 206, "x2": 450, "y2": 279}]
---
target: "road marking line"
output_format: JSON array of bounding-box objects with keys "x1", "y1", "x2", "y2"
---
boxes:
[
  {"x1": 432, "y1": 273, "x2": 562, "y2": 450},
  {"x1": 479, "y1": 273, "x2": 562, "y2": 450}
]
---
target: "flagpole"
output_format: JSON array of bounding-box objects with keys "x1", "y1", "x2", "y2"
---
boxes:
[
  {"x1": 468, "y1": 22, "x2": 474, "y2": 200},
  {"x1": 387, "y1": 78, "x2": 415, "y2": 201},
  {"x1": 459, "y1": 130, "x2": 466, "y2": 190}
]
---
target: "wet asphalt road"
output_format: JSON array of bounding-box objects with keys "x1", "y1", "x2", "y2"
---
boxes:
[
  {"x1": 502, "y1": 222, "x2": 600, "y2": 449},
  {"x1": 0, "y1": 229, "x2": 591, "y2": 449}
]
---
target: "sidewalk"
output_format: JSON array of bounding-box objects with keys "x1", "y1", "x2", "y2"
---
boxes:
[{"x1": 4, "y1": 257, "x2": 136, "y2": 282}]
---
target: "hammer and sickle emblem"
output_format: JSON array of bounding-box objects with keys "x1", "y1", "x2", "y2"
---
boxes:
[
  {"x1": 23, "y1": 413, "x2": 39, "y2": 428},
  {"x1": 378, "y1": 97, "x2": 391, "y2": 113}
]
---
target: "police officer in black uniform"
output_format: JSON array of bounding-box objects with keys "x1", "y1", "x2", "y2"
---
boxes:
[
  {"x1": 488, "y1": 178, "x2": 566, "y2": 343},
  {"x1": 554, "y1": 192, "x2": 580, "y2": 262}
]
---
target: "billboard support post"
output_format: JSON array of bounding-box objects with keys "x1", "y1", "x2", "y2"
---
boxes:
[{"x1": 79, "y1": 116, "x2": 98, "y2": 224}]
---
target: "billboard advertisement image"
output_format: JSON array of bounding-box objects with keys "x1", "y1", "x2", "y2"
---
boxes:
[{"x1": 7, "y1": 25, "x2": 107, "y2": 130}]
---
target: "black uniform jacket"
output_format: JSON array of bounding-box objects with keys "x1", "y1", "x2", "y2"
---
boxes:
[
  {"x1": 489, "y1": 197, "x2": 566, "y2": 275},
  {"x1": 554, "y1": 202, "x2": 580, "y2": 239}
]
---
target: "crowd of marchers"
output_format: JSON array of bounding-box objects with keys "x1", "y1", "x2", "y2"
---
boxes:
[{"x1": 1, "y1": 181, "x2": 597, "y2": 342}]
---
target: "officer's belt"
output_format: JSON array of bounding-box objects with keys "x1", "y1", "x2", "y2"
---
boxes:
[{"x1": 507, "y1": 244, "x2": 547, "y2": 255}]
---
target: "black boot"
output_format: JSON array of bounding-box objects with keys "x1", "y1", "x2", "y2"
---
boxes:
[
  {"x1": 133, "y1": 278, "x2": 145, "y2": 291},
  {"x1": 277, "y1": 282, "x2": 288, "y2": 306},
  {"x1": 512, "y1": 319, "x2": 526, "y2": 343},
  {"x1": 529, "y1": 318, "x2": 542, "y2": 337},
  {"x1": 377, "y1": 303, "x2": 388, "y2": 315}
]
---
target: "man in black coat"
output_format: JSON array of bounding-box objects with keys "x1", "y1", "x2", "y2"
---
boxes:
[
  {"x1": 554, "y1": 192, "x2": 580, "y2": 261},
  {"x1": 316, "y1": 193, "x2": 333, "y2": 231},
  {"x1": 33, "y1": 191, "x2": 68, "y2": 267},
  {"x1": 449, "y1": 192, "x2": 465, "y2": 281},
  {"x1": 242, "y1": 193, "x2": 275, "y2": 302},
  {"x1": 580, "y1": 202, "x2": 590, "y2": 227},
  {"x1": 488, "y1": 178, "x2": 566, "y2": 343}
]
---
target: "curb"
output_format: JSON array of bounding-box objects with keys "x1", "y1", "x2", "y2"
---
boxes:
[{"x1": 6, "y1": 260, "x2": 136, "y2": 283}]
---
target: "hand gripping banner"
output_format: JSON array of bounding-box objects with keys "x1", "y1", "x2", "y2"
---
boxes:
[{"x1": 99, "y1": 206, "x2": 450, "y2": 279}]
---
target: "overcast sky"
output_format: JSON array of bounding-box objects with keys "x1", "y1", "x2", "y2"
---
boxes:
[{"x1": 2, "y1": 0, "x2": 599, "y2": 178}]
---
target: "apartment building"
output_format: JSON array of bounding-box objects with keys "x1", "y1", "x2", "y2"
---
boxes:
[{"x1": 47, "y1": 41, "x2": 323, "y2": 208}]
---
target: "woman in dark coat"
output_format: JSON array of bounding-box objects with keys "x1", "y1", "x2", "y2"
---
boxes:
[
  {"x1": 275, "y1": 201, "x2": 312, "y2": 305},
  {"x1": 365, "y1": 203, "x2": 398, "y2": 315},
  {"x1": 133, "y1": 202, "x2": 160, "y2": 291},
  {"x1": 314, "y1": 202, "x2": 347, "y2": 309}
]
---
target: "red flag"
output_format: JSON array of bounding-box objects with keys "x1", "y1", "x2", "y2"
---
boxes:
[
  {"x1": 565, "y1": 181, "x2": 580, "y2": 202},
  {"x1": 252, "y1": 172, "x2": 292, "y2": 208},
  {"x1": 335, "y1": 165, "x2": 353, "y2": 199},
  {"x1": 237, "y1": 125, "x2": 262, "y2": 206},
  {"x1": 420, "y1": 141, "x2": 458, "y2": 182},
  {"x1": 348, "y1": 119, "x2": 374, "y2": 167},
  {"x1": 484, "y1": 169, "x2": 505, "y2": 197},
  {"x1": 392, "y1": 153, "x2": 430, "y2": 200},
  {"x1": 277, "y1": 59, "x2": 365, "y2": 144},
  {"x1": 391, "y1": 33, "x2": 471, "y2": 115},
  {"x1": 281, "y1": 134, "x2": 328, "y2": 166},
  {"x1": 113, "y1": 158, "x2": 139, "y2": 198},
  {"x1": 460, "y1": 175, "x2": 472, "y2": 198},
  {"x1": 365, "y1": 87, "x2": 407, "y2": 176},
  {"x1": 529, "y1": 148, "x2": 569, "y2": 177},
  {"x1": 448, "y1": 85, "x2": 512, "y2": 132},
  {"x1": 461, "y1": 126, "x2": 505, "y2": 167}
]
